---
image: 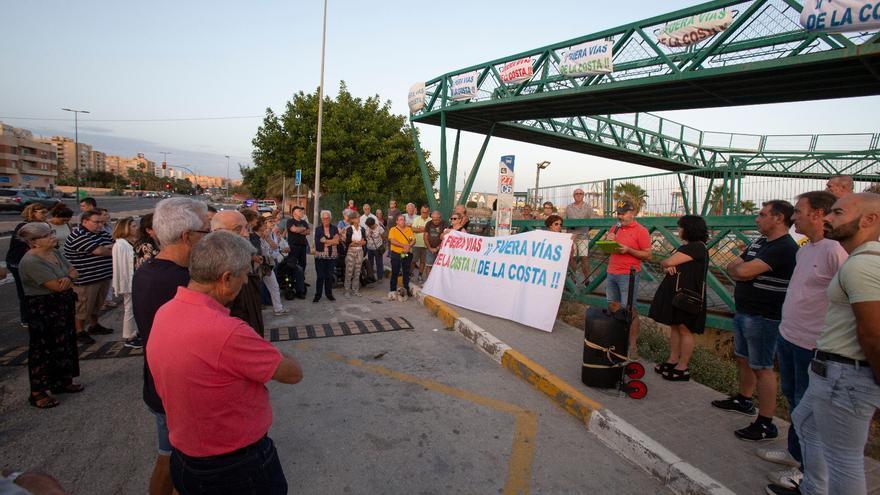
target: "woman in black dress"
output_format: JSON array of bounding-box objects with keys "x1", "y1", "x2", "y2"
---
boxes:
[{"x1": 648, "y1": 215, "x2": 709, "y2": 382}]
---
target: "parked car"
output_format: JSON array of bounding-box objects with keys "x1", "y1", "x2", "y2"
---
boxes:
[
  {"x1": 0, "y1": 189, "x2": 63, "y2": 212},
  {"x1": 256, "y1": 199, "x2": 277, "y2": 213}
]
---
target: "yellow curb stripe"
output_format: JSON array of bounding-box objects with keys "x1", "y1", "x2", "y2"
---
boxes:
[
  {"x1": 502, "y1": 349, "x2": 603, "y2": 426},
  {"x1": 424, "y1": 296, "x2": 460, "y2": 328}
]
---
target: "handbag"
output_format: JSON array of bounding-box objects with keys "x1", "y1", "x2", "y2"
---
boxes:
[{"x1": 671, "y1": 243, "x2": 707, "y2": 315}]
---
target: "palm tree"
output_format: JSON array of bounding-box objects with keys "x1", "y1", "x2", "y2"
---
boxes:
[
  {"x1": 613, "y1": 182, "x2": 648, "y2": 212},
  {"x1": 739, "y1": 200, "x2": 757, "y2": 214},
  {"x1": 708, "y1": 185, "x2": 734, "y2": 215}
]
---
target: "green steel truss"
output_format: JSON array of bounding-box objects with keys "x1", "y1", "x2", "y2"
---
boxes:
[
  {"x1": 411, "y1": 0, "x2": 880, "y2": 123},
  {"x1": 409, "y1": 0, "x2": 880, "y2": 214}
]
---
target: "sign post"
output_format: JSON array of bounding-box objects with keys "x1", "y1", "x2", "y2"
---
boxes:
[
  {"x1": 295, "y1": 169, "x2": 302, "y2": 212},
  {"x1": 496, "y1": 155, "x2": 515, "y2": 237}
]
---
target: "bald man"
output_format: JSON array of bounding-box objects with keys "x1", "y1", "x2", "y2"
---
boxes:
[
  {"x1": 825, "y1": 175, "x2": 854, "y2": 199},
  {"x1": 211, "y1": 210, "x2": 264, "y2": 334},
  {"x1": 787, "y1": 192, "x2": 880, "y2": 495}
]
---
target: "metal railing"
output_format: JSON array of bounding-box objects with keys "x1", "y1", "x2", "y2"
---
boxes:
[{"x1": 515, "y1": 215, "x2": 761, "y2": 330}]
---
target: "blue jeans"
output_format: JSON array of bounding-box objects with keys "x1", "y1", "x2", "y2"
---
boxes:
[
  {"x1": 732, "y1": 312, "x2": 780, "y2": 370},
  {"x1": 389, "y1": 252, "x2": 411, "y2": 292},
  {"x1": 776, "y1": 335, "x2": 813, "y2": 464},
  {"x1": 793, "y1": 360, "x2": 880, "y2": 495},
  {"x1": 605, "y1": 272, "x2": 640, "y2": 305},
  {"x1": 367, "y1": 248, "x2": 384, "y2": 280},
  {"x1": 149, "y1": 407, "x2": 172, "y2": 456},
  {"x1": 171, "y1": 436, "x2": 287, "y2": 495}
]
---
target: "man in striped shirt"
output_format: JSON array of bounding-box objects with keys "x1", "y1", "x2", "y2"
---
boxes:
[{"x1": 63, "y1": 209, "x2": 115, "y2": 344}]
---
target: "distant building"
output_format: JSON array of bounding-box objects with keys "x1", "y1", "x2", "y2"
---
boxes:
[
  {"x1": 0, "y1": 122, "x2": 59, "y2": 190},
  {"x1": 90, "y1": 150, "x2": 107, "y2": 173},
  {"x1": 105, "y1": 153, "x2": 156, "y2": 177}
]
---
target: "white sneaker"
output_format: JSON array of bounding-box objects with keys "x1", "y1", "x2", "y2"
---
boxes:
[
  {"x1": 756, "y1": 448, "x2": 800, "y2": 467},
  {"x1": 767, "y1": 468, "x2": 802, "y2": 489},
  {"x1": 353, "y1": 292, "x2": 362, "y2": 297},
  {"x1": 273, "y1": 308, "x2": 290, "y2": 316}
]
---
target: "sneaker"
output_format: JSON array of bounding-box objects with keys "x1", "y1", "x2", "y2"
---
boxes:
[
  {"x1": 711, "y1": 396, "x2": 757, "y2": 416},
  {"x1": 124, "y1": 337, "x2": 144, "y2": 349},
  {"x1": 273, "y1": 308, "x2": 290, "y2": 316},
  {"x1": 757, "y1": 448, "x2": 800, "y2": 467},
  {"x1": 765, "y1": 481, "x2": 801, "y2": 494},
  {"x1": 767, "y1": 468, "x2": 803, "y2": 490},
  {"x1": 735, "y1": 420, "x2": 778, "y2": 442},
  {"x1": 353, "y1": 292, "x2": 362, "y2": 297},
  {"x1": 20, "y1": 322, "x2": 28, "y2": 328},
  {"x1": 77, "y1": 332, "x2": 96, "y2": 345},
  {"x1": 88, "y1": 324, "x2": 114, "y2": 335}
]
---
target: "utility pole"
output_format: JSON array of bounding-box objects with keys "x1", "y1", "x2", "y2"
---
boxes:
[
  {"x1": 313, "y1": 0, "x2": 329, "y2": 226},
  {"x1": 224, "y1": 155, "x2": 231, "y2": 199},
  {"x1": 62, "y1": 108, "x2": 90, "y2": 200}
]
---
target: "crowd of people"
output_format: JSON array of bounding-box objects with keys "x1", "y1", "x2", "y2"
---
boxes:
[{"x1": 4, "y1": 174, "x2": 878, "y2": 494}]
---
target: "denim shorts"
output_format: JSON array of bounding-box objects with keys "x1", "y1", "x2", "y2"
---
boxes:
[
  {"x1": 733, "y1": 312, "x2": 781, "y2": 370},
  {"x1": 606, "y1": 272, "x2": 640, "y2": 305},
  {"x1": 425, "y1": 249, "x2": 437, "y2": 267},
  {"x1": 150, "y1": 408, "x2": 172, "y2": 456}
]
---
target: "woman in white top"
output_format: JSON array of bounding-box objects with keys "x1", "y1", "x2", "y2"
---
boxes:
[
  {"x1": 111, "y1": 217, "x2": 141, "y2": 348},
  {"x1": 256, "y1": 218, "x2": 289, "y2": 316}
]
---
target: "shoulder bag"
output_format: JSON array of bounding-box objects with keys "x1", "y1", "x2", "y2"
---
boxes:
[{"x1": 671, "y1": 243, "x2": 708, "y2": 315}]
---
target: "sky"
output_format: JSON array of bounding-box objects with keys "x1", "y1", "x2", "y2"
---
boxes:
[{"x1": 2, "y1": 0, "x2": 878, "y2": 193}]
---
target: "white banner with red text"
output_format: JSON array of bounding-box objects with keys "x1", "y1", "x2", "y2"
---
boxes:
[{"x1": 421, "y1": 229, "x2": 572, "y2": 332}]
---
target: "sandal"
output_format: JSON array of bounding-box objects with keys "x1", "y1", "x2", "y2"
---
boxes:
[
  {"x1": 654, "y1": 362, "x2": 676, "y2": 374},
  {"x1": 28, "y1": 392, "x2": 60, "y2": 409},
  {"x1": 661, "y1": 368, "x2": 691, "y2": 382},
  {"x1": 50, "y1": 383, "x2": 85, "y2": 394}
]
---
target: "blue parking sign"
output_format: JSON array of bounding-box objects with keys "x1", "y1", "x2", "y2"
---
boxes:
[{"x1": 295, "y1": 169, "x2": 302, "y2": 186}]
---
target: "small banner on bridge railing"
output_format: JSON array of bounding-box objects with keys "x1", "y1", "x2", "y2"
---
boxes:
[
  {"x1": 800, "y1": 0, "x2": 880, "y2": 33},
  {"x1": 408, "y1": 82, "x2": 425, "y2": 113},
  {"x1": 421, "y1": 230, "x2": 573, "y2": 332},
  {"x1": 657, "y1": 9, "x2": 732, "y2": 47},
  {"x1": 559, "y1": 40, "x2": 613, "y2": 76},
  {"x1": 450, "y1": 71, "x2": 479, "y2": 101},
  {"x1": 499, "y1": 57, "x2": 534, "y2": 84}
]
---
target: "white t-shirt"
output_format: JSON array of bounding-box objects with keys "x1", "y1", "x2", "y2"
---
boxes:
[{"x1": 350, "y1": 226, "x2": 362, "y2": 242}]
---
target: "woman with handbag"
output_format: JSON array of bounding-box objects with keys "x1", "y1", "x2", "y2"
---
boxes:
[
  {"x1": 648, "y1": 215, "x2": 709, "y2": 382},
  {"x1": 364, "y1": 217, "x2": 385, "y2": 281}
]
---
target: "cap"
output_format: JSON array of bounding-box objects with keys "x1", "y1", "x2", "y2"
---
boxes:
[{"x1": 615, "y1": 199, "x2": 635, "y2": 214}]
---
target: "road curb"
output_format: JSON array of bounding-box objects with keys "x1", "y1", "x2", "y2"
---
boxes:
[{"x1": 412, "y1": 285, "x2": 733, "y2": 495}]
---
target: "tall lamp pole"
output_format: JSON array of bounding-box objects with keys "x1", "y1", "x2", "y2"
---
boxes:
[
  {"x1": 535, "y1": 160, "x2": 550, "y2": 207},
  {"x1": 224, "y1": 155, "x2": 230, "y2": 198},
  {"x1": 312, "y1": 0, "x2": 328, "y2": 227},
  {"x1": 62, "y1": 108, "x2": 90, "y2": 200}
]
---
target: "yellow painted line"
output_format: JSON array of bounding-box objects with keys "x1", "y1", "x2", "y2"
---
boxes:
[
  {"x1": 502, "y1": 349, "x2": 603, "y2": 426},
  {"x1": 323, "y1": 351, "x2": 536, "y2": 495}
]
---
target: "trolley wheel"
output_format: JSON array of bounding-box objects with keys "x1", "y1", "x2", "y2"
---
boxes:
[
  {"x1": 625, "y1": 379, "x2": 648, "y2": 400},
  {"x1": 624, "y1": 362, "x2": 645, "y2": 379}
]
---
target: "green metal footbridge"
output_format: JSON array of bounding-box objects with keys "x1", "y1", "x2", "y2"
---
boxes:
[{"x1": 407, "y1": 0, "x2": 880, "y2": 329}]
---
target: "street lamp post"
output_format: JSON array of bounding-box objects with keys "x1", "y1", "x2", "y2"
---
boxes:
[
  {"x1": 62, "y1": 108, "x2": 90, "y2": 200},
  {"x1": 312, "y1": 0, "x2": 328, "y2": 227},
  {"x1": 535, "y1": 160, "x2": 550, "y2": 207},
  {"x1": 224, "y1": 155, "x2": 230, "y2": 199}
]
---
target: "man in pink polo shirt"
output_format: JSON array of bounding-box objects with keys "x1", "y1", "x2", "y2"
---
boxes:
[
  {"x1": 604, "y1": 198, "x2": 652, "y2": 359},
  {"x1": 147, "y1": 231, "x2": 303, "y2": 494}
]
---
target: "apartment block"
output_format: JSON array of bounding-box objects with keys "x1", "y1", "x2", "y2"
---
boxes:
[{"x1": 0, "y1": 122, "x2": 59, "y2": 190}]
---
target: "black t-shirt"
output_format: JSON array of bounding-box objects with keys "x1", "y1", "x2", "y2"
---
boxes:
[
  {"x1": 733, "y1": 234, "x2": 798, "y2": 320},
  {"x1": 132, "y1": 258, "x2": 190, "y2": 413},
  {"x1": 287, "y1": 218, "x2": 310, "y2": 246},
  {"x1": 425, "y1": 220, "x2": 448, "y2": 248}
]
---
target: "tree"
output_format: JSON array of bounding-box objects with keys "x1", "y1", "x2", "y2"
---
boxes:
[
  {"x1": 247, "y1": 81, "x2": 437, "y2": 205},
  {"x1": 613, "y1": 182, "x2": 648, "y2": 212},
  {"x1": 739, "y1": 200, "x2": 757, "y2": 214},
  {"x1": 866, "y1": 183, "x2": 880, "y2": 194},
  {"x1": 708, "y1": 185, "x2": 734, "y2": 215}
]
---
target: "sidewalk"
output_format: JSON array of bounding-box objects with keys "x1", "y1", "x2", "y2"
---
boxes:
[
  {"x1": 415, "y1": 294, "x2": 880, "y2": 494},
  {"x1": 0, "y1": 208, "x2": 155, "y2": 235}
]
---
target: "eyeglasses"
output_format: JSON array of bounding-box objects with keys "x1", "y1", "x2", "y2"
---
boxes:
[
  {"x1": 574, "y1": 192, "x2": 584, "y2": 196},
  {"x1": 192, "y1": 229, "x2": 211, "y2": 234},
  {"x1": 552, "y1": 222, "x2": 562, "y2": 226},
  {"x1": 450, "y1": 216, "x2": 460, "y2": 220}
]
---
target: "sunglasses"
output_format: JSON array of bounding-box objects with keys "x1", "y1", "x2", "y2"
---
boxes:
[
  {"x1": 552, "y1": 222, "x2": 562, "y2": 226},
  {"x1": 450, "y1": 216, "x2": 460, "y2": 220}
]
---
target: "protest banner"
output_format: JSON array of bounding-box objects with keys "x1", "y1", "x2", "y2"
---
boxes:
[
  {"x1": 499, "y1": 57, "x2": 534, "y2": 84},
  {"x1": 657, "y1": 9, "x2": 732, "y2": 47},
  {"x1": 408, "y1": 82, "x2": 425, "y2": 113},
  {"x1": 450, "y1": 71, "x2": 479, "y2": 101},
  {"x1": 559, "y1": 40, "x2": 613, "y2": 77},
  {"x1": 421, "y1": 229, "x2": 573, "y2": 332},
  {"x1": 800, "y1": 0, "x2": 880, "y2": 32}
]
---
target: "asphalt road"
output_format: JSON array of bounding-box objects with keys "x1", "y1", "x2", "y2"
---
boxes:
[
  {"x1": 0, "y1": 268, "x2": 669, "y2": 494},
  {"x1": 0, "y1": 195, "x2": 164, "y2": 218}
]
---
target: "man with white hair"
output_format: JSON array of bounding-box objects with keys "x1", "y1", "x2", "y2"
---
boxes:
[
  {"x1": 132, "y1": 197, "x2": 210, "y2": 495},
  {"x1": 148, "y1": 231, "x2": 303, "y2": 494}
]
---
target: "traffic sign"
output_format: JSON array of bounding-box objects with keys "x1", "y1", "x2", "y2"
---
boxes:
[{"x1": 295, "y1": 169, "x2": 302, "y2": 186}]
